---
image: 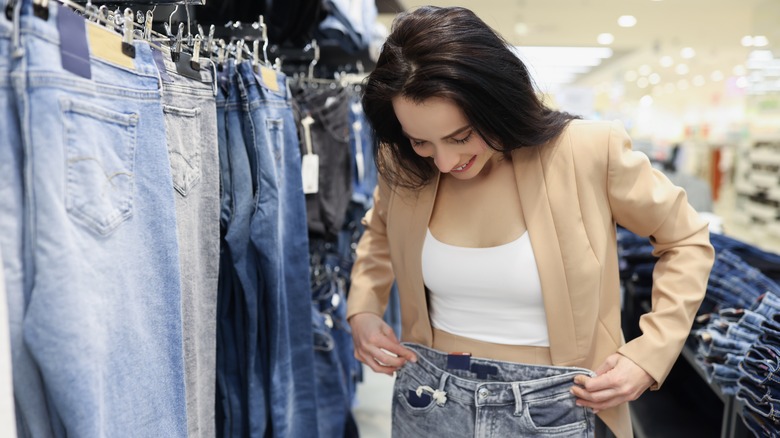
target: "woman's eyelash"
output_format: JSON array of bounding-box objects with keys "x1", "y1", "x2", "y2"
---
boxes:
[
  {"x1": 453, "y1": 131, "x2": 473, "y2": 144},
  {"x1": 411, "y1": 139, "x2": 425, "y2": 147}
]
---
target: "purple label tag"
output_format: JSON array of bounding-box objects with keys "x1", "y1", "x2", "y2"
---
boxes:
[
  {"x1": 152, "y1": 48, "x2": 173, "y2": 83},
  {"x1": 56, "y1": 4, "x2": 90, "y2": 79}
]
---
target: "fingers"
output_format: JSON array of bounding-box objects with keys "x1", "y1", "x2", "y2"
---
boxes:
[
  {"x1": 570, "y1": 354, "x2": 654, "y2": 413},
  {"x1": 351, "y1": 317, "x2": 417, "y2": 375}
]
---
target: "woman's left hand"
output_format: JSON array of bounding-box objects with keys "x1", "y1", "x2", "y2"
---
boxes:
[{"x1": 570, "y1": 354, "x2": 655, "y2": 413}]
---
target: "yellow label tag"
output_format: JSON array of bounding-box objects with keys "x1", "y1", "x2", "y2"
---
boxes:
[
  {"x1": 86, "y1": 22, "x2": 134, "y2": 70},
  {"x1": 260, "y1": 65, "x2": 279, "y2": 92}
]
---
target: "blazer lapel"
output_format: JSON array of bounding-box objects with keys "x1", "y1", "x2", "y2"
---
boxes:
[
  {"x1": 394, "y1": 174, "x2": 440, "y2": 345},
  {"x1": 512, "y1": 147, "x2": 580, "y2": 365}
]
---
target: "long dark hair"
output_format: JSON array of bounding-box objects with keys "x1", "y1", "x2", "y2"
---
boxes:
[{"x1": 363, "y1": 6, "x2": 579, "y2": 189}]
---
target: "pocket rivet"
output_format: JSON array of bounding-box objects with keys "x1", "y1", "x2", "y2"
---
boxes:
[{"x1": 478, "y1": 388, "x2": 489, "y2": 399}]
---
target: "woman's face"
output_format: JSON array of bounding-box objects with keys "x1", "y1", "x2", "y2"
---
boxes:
[{"x1": 392, "y1": 96, "x2": 497, "y2": 180}]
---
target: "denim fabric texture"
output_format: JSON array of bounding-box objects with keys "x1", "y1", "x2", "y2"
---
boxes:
[
  {"x1": 347, "y1": 91, "x2": 377, "y2": 209},
  {"x1": 707, "y1": 250, "x2": 780, "y2": 310},
  {"x1": 310, "y1": 238, "x2": 361, "y2": 437},
  {"x1": 740, "y1": 343, "x2": 780, "y2": 386},
  {"x1": 19, "y1": 4, "x2": 187, "y2": 436},
  {"x1": 392, "y1": 343, "x2": 596, "y2": 437},
  {"x1": 159, "y1": 53, "x2": 221, "y2": 438},
  {"x1": 291, "y1": 81, "x2": 353, "y2": 241},
  {"x1": 1, "y1": 5, "x2": 57, "y2": 436},
  {"x1": 220, "y1": 60, "x2": 266, "y2": 438},
  {"x1": 710, "y1": 232, "x2": 780, "y2": 283},
  {"x1": 742, "y1": 409, "x2": 776, "y2": 438},
  {"x1": 0, "y1": 248, "x2": 17, "y2": 438},
  {"x1": 237, "y1": 62, "x2": 318, "y2": 438}
]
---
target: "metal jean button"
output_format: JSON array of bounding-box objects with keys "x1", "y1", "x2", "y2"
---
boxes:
[{"x1": 478, "y1": 388, "x2": 489, "y2": 399}]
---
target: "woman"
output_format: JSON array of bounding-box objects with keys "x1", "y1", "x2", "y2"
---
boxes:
[{"x1": 346, "y1": 6, "x2": 714, "y2": 437}]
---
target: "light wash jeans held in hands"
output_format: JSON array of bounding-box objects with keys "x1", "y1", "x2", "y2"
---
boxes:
[
  {"x1": 393, "y1": 343, "x2": 596, "y2": 437},
  {"x1": 19, "y1": 4, "x2": 187, "y2": 436}
]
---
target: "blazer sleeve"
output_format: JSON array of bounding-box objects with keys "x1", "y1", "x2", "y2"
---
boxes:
[
  {"x1": 346, "y1": 176, "x2": 397, "y2": 320},
  {"x1": 606, "y1": 121, "x2": 715, "y2": 389}
]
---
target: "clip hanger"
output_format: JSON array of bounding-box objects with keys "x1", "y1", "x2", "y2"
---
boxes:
[
  {"x1": 33, "y1": 0, "x2": 49, "y2": 20},
  {"x1": 121, "y1": 8, "x2": 136, "y2": 58},
  {"x1": 235, "y1": 39, "x2": 244, "y2": 64},
  {"x1": 191, "y1": 34, "x2": 201, "y2": 70}
]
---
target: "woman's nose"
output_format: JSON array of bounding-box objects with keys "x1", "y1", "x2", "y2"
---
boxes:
[{"x1": 432, "y1": 147, "x2": 459, "y2": 173}]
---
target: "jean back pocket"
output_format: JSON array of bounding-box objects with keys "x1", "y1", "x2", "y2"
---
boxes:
[
  {"x1": 62, "y1": 99, "x2": 138, "y2": 236},
  {"x1": 163, "y1": 105, "x2": 202, "y2": 197}
]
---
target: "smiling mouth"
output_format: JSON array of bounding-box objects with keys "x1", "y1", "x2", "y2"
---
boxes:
[{"x1": 451, "y1": 155, "x2": 476, "y2": 173}]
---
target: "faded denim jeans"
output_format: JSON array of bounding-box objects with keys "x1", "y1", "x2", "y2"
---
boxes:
[{"x1": 393, "y1": 343, "x2": 596, "y2": 437}]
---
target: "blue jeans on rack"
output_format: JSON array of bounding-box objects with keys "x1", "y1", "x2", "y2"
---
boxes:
[
  {"x1": 220, "y1": 60, "x2": 266, "y2": 438},
  {"x1": 159, "y1": 51, "x2": 221, "y2": 438},
  {"x1": 739, "y1": 343, "x2": 780, "y2": 386},
  {"x1": 19, "y1": 4, "x2": 187, "y2": 436},
  {"x1": 393, "y1": 343, "x2": 596, "y2": 437},
  {"x1": 707, "y1": 250, "x2": 779, "y2": 310},
  {"x1": 737, "y1": 376, "x2": 780, "y2": 424},
  {"x1": 237, "y1": 62, "x2": 318, "y2": 438},
  {"x1": 348, "y1": 93, "x2": 377, "y2": 209},
  {"x1": 310, "y1": 249, "x2": 352, "y2": 438},
  {"x1": 0, "y1": 3, "x2": 56, "y2": 436},
  {"x1": 710, "y1": 232, "x2": 780, "y2": 282}
]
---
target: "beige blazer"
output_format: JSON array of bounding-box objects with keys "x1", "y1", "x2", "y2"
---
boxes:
[{"x1": 347, "y1": 119, "x2": 715, "y2": 438}]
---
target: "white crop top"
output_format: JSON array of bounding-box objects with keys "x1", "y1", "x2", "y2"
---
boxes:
[{"x1": 422, "y1": 229, "x2": 550, "y2": 346}]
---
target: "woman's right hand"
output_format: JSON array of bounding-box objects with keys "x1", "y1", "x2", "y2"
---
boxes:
[{"x1": 349, "y1": 312, "x2": 418, "y2": 375}]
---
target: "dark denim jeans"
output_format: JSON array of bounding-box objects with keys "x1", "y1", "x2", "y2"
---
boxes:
[
  {"x1": 710, "y1": 232, "x2": 780, "y2": 283},
  {"x1": 238, "y1": 62, "x2": 318, "y2": 438},
  {"x1": 310, "y1": 243, "x2": 354, "y2": 438},
  {"x1": 220, "y1": 60, "x2": 267, "y2": 438},
  {"x1": 393, "y1": 343, "x2": 596, "y2": 437},
  {"x1": 708, "y1": 250, "x2": 780, "y2": 310},
  {"x1": 347, "y1": 92, "x2": 377, "y2": 209}
]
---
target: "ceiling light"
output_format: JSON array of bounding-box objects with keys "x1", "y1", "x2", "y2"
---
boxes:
[
  {"x1": 637, "y1": 77, "x2": 649, "y2": 88},
  {"x1": 511, "y1": 46, "x2": 613, "y2": 90},
  {"x1": 753, "y1": 36, "x2": 769, "y2": 47},
  {"x1": 625, "y1": 70, "x2": 638, "y2": 82},
  {"x1": 640, "y1": 95, "x2": 654, "y2": 107},
  {"x1": 675, "y1": 64, "x2": 689, "y2": 75},
  {"x1": 618, "y1": 15, "x2": 637, "y2": 27},
  {"x1": 692, "y1": 75, "x2": 706, "y2": 86},
  {"x1": 741, "y1": 36, "x2": 754, "y2": 47},
  {"x1": 638, "y1": 65, "x2": 652, "y2": 76},
  {"x1": 659, "y1": 56, "x2": 674, "y2": 68},
  {"x1": 664, "y1": 83, "x2": 676, "y2": 93},
  {"x1": 597, "y1": 33, "x2": 614, "y2": 45},
  {"x1": 711, "y1": 70, "x2": 724, "y2": 81},
  {"x1": 680, "y1": 47, "x2": 696, "y2": 59},
  {"x1": 649, "y1": 73, "x2": 661, "y2": 84},
  {"x1": 514, "y1": 23, "x2": 529, "y2": 36},
  {"x1": 677, "y1": 79, "x2": 689, "y2": 90}
]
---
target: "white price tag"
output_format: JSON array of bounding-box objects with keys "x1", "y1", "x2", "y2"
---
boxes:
[{"x1": 302, "y1": 154, "x2": 320, "y2": 194}]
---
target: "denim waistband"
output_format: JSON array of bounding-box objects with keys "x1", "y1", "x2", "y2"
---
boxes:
[
  {"x1": 402, "y1": 343, "x2": 594, "y2": 405},
  {"x1": 19, "y1": 2, "x2": 159, "y2": 80}
]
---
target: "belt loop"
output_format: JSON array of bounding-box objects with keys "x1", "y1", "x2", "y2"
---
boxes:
[
  {"x1": 512, "y1": 382, "x2": 523, "y2": 416},
  {"x1": 438, "y1": 371, "x2": 449, "y2": 392}
]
